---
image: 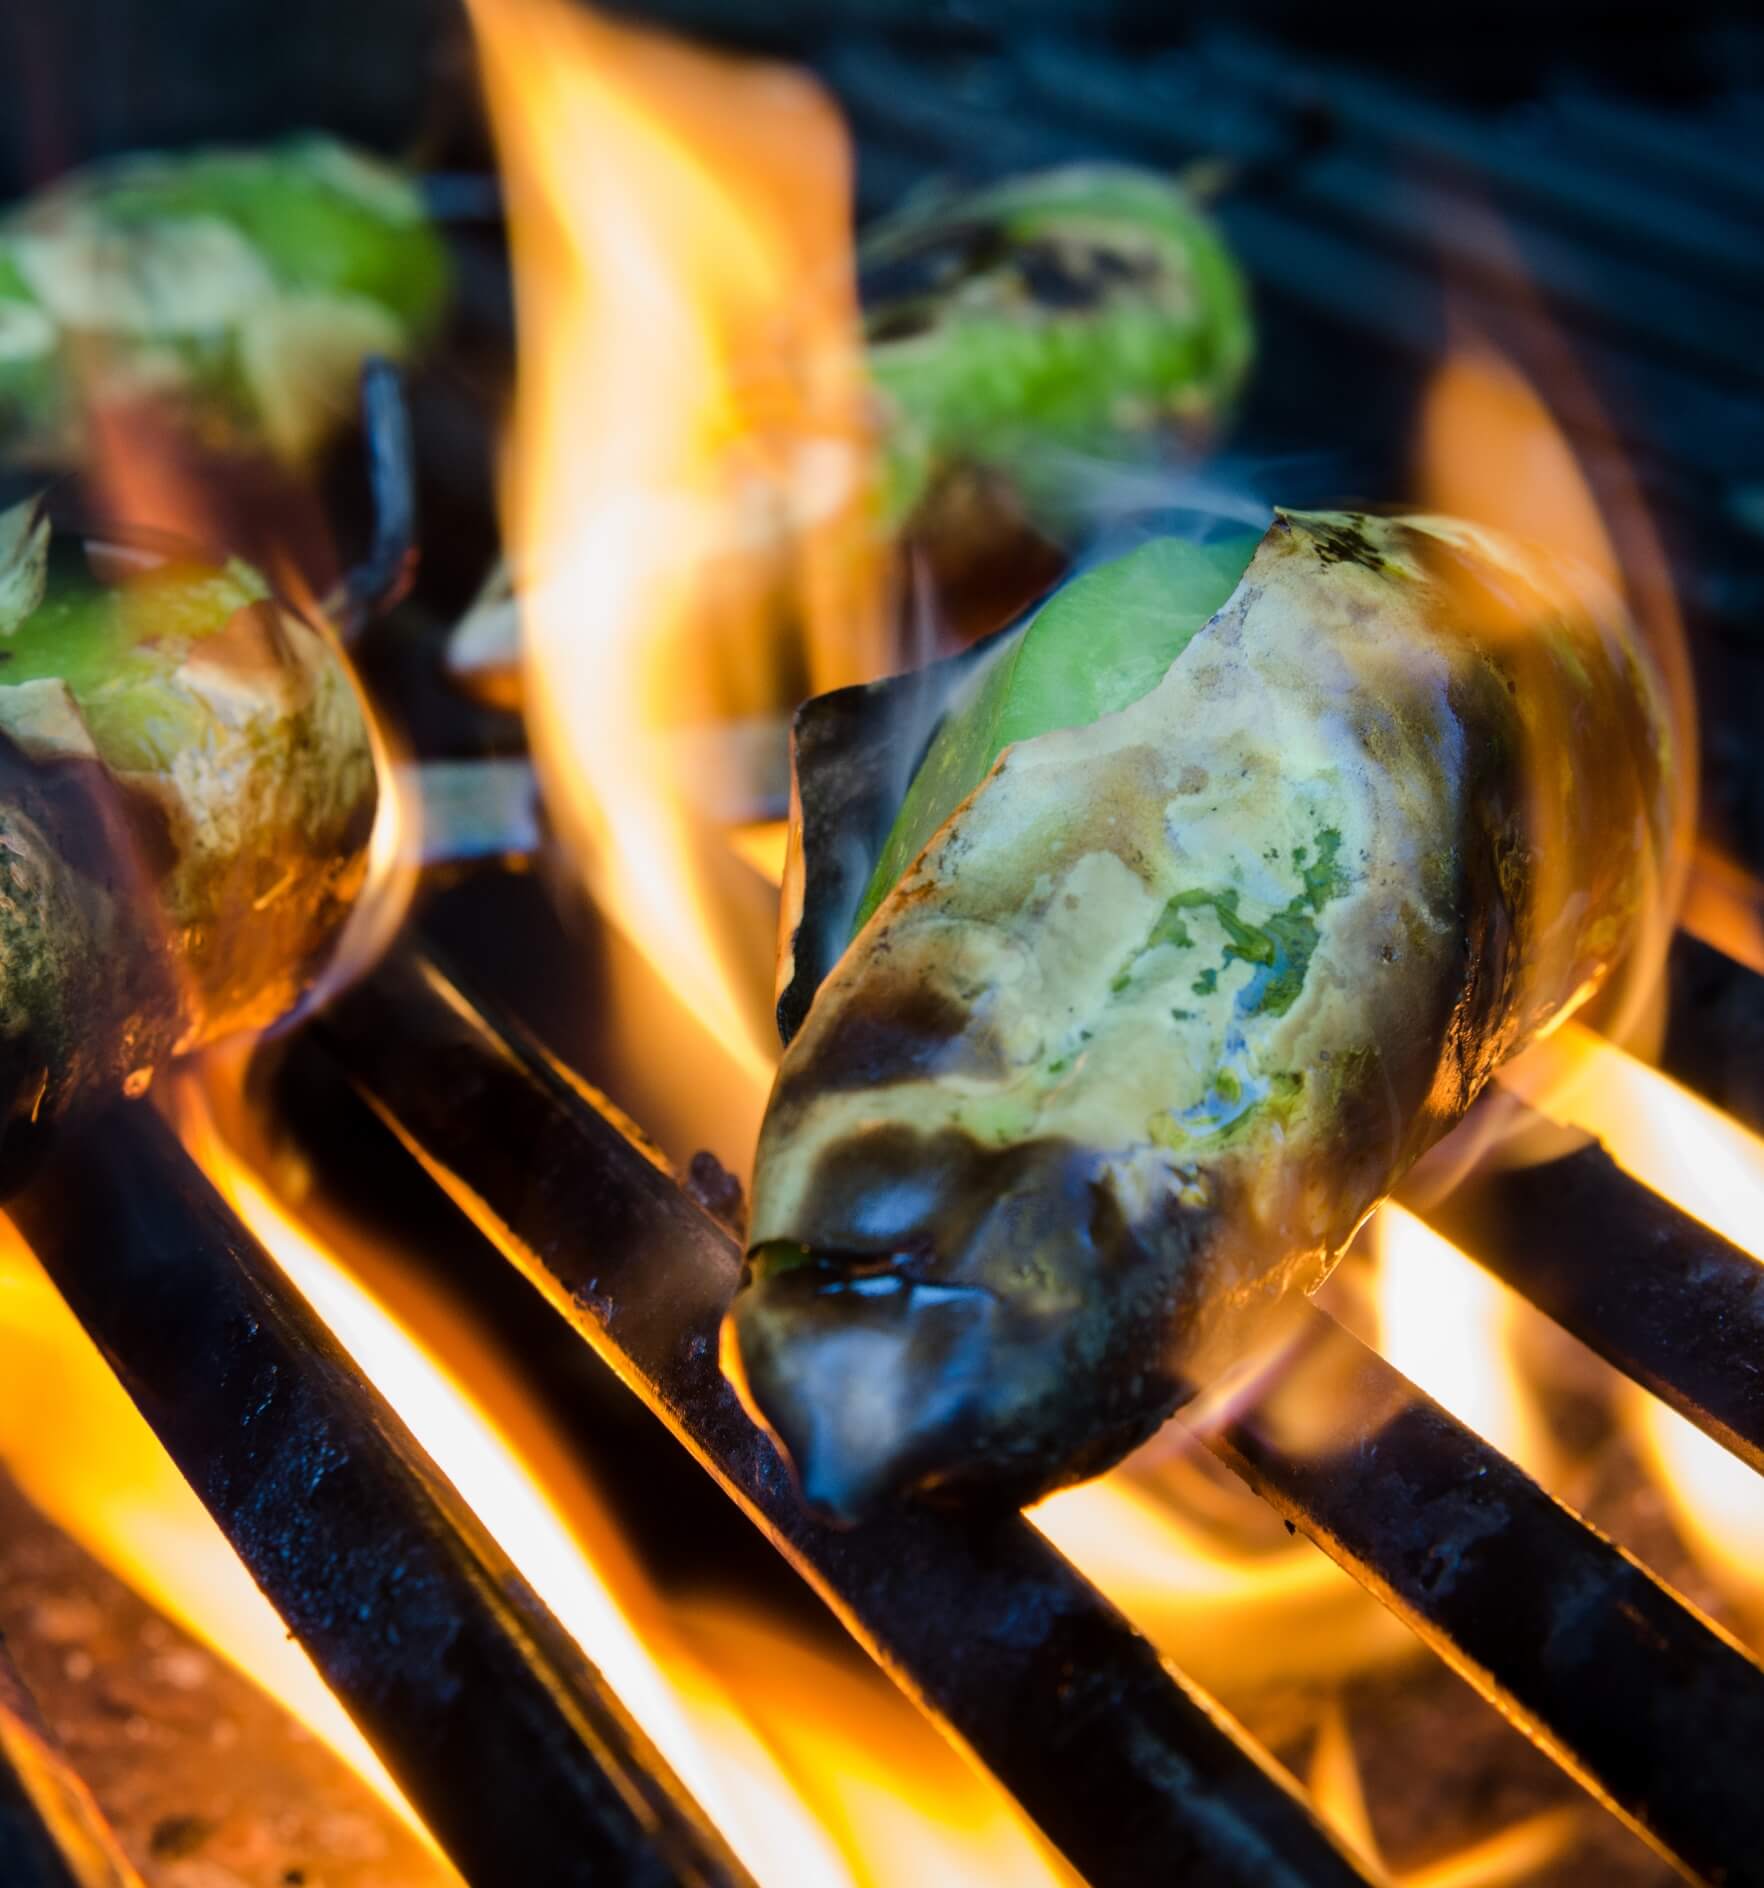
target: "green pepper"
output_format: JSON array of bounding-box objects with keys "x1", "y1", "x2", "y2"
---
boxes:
[
  {"x1": 0, "y1": 137, "x2": 449, "y2": 464},
  {"x1": 0, "y1": 494, "x2": 377, "y2": 1181},
  {"x1": 862, "y1": 164, "x2": 1253, "y2": 538},
  {"x1": 726, "y1": 511, "x2": 1673, "y2": 1520},
  {"x1": 446, "y1": 163, "x2": 1254, "y2": 700}
]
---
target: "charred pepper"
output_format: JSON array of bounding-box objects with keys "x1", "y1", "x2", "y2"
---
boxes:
[
  {"x1": 862, "y1": 164, "x2": 1253, "y2": 542},
  {"x1": 0, "y1": 136, "x2": 448, "y2": 464},
  {"x1": 0, "y1": 495, "x2": 377, "y2": 1181},
  {"x1": 726, "y1": 511, "x2": 1673, "y2": 1519}
]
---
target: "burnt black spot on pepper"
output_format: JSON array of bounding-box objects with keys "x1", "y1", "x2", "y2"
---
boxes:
[
  {"x1": 1306, "y1": 517, "x2": 1387, "y2": 575},
  {"x1": 778, "y1": 979, "x2": 1004, "y2": 1102},
  {"x1": 1016, "y1": 240, "x2": 1109, "y2": 310},
  {"x1": 859, "y1": 218, "x2": 1012, "y2": 309},
  {"x1": 732, "y1": 1123, "x2": 1233, "y2": 1514}
]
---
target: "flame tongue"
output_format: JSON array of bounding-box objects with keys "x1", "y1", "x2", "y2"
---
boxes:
[{"x1": 472, "y1": 0, "x2": 885, "y2": 1086}]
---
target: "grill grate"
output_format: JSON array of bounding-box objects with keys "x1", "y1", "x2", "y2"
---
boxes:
[
  {"x1": 7, "y1": 1109, "x2": 754, "y2": 1888},
  {"x1": 316, "y1": 936, "x2": 1764, "y2": 1888}
]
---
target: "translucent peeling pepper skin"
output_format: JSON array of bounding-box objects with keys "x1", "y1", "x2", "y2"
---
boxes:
[
  {"x1": 724, "y1": 511, "x2": 1673, "y2": 1521},
  {"x1": 0, "y1": 136, "x2": 448, "y2": 465},
  {"x1": 0, "y1": 500, "x2": 376, "y2": 1184},
  {"x1": 861, "y1": 165, "x2": 1253, "y2": 538}
]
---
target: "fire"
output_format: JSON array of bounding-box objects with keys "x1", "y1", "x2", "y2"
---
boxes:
[
  {"x1": 0, "y1": 1213, "x2": 444, "y2": 1863},
  {"x1": 1683, "y1": 840, "x2": 1764, "y2": 978},
  {"x1": 1373, "y1": 1206, "x2": 1551, "y2": 1483},
  {"x1": 1032, "y1": 1468, "x2": 1412, "y2": 1695},
  {"x1": 1504, "y1": 1020, "x2": 1764, "y2": 1260},
  {"x1": 182, "y1": 1070, "x2": 1069, "y2": 1886},
  {"x1": 1498, "y1": 1022, "x2": 1764, "y2": 1625},
  {"x1": 1405, "y1": 236, "x2": 1764, "y2": 1649},
  {"x1": 470, "y1": 0, "x2": 886, "y2": 1109},
  {"x1": 1416, "y1": 294, "x2": 1696, "y2": 1055}
]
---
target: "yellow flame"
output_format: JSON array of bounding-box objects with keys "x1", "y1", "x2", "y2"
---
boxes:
[
  {"x1": 180, "y1": 1089, "x2": 850, "y2": 1884},
  {"x1": 1305, "y1": 1700, "x2": 1584, "y2": 1888},
  {"x1": 183, "y1": 1075, "x2": 1070, "y2": 1885},
  {"x1": 677, "y1": 1604, "x2": 1080, "y2": 1888},
  {"x1": 1033, "y1": 1471, "x2": 1413, "y2": 1695},
  {"x1": 1373, "y1": 1206, "x2": 1551, "y2": 1481},
  {"x1": 1401, "y1": 1808, "x2": 1582, "y2": 1888},
  {"x1": 1495, "y1": 1021, "x2": 1764, "y2": 1623},
  {"x1": 1504, "y1": 1020, "x2": 1764, "y2": 1260},
  {"x1": 729, "y1": 817, "x2": 791, "y2": 887},
  {"x1": 471, "y1": 0, "x2": 884, "y2": 1088},
  {"x1": 1308, "y1": 1701, "x2": 1383, "y2": 1872},
  {"x1": 1682, "y1": 841, "x2": 1764, "y2": 979},
  {"x1": 0, "y1": 1215, "x2": 443, "y2": 1862}
]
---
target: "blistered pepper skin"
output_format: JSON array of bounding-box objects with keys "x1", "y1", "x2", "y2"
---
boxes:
[
  {"x1": 0, "y1": 137, "x2": 448, "y2": 465},
  {"x1": 0, "y1": 505, "x2": 376, "y2": 1184},
  {"x1": 862, "y1": 164, "x2": 1253, "y2": 537},
  {"x1": 725, "y1": 511, "x2": 1674, "y2": 1520}
]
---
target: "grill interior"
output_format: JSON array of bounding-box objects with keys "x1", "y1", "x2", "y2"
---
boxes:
[{"x1": 4, "y1": 6, "x2": 1764, "y2": 1886}]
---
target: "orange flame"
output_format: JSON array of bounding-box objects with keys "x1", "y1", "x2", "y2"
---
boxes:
[
  {"x1": 181, "y1": 1068, "x2": 1069, "y2": 1885},
  {"x1": 1682, "y1": 841, "x2": 1764, "y2": 979},
  {"x1": 1416, "y1": 301, "x2": 1695, "y2": 1055},
  {"x1": 470, "y1": 0, "x2": 885, "y2": 1102},
  {"x1": 1495, "y1": 1023, "x2": 1764, "y2": 1627},
  {"x1": 0, "y1": 1212, "x2": 445, "y2": 1864}
]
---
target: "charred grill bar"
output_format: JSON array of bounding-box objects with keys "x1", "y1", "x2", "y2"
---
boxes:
[
  {"x1": 317, "y1": 936, "x2": 1764, "y2": 1888},
  {"x1": 6, "y1": 1106, "x2": 755, "y2": 1888},
  {"x1": 1204, "y1": 1304, "x2": 1764, "y2": 1887},
  {"x1": 1423, "y1": 1123, "x2": 1764, "y2": 1477},
  {"x1": 313, "y1": 941, "x2": 1377, "y2": 1888}
]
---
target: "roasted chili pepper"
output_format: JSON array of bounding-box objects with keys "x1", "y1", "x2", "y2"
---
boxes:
[
  {"x1": 0, "y1": 495, "x2": 377, "y2": 1182},
  {"x1": 726, "y1": 511, "x2": 1673, "y2": 1520}
]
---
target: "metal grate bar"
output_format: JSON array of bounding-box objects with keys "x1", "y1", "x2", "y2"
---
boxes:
[
  {"x1": 1191, "y1": 32, "x2": 1764, "y2": 292},
  {"x1": 6, "y1": 1107, "x2": 755, "y2": 1888},
  {"x1": 315, "y1": 940, "x2": 1380, "y2": 1888},
  {"x1": 320, "y1": 938, "x2": 1764, "y2": 1888},
  {"x1": 1209, "y1": 1303, "x2": 1764, "y2": 1888},
  {"x1": 1422, "y1": 1122, "x2": 1764, "y2": 1478}
]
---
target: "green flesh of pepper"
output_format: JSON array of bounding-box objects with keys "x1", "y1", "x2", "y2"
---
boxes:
[
  {"x1": 0, "y1": 137, "x2": 448, "y2": 465},
  {"x1": 863, "y1": 166, "x2": 1254, "y2": 531},
  {"x1": 62, "y1": 139, "x2": 447, "y2": 337},
  {"x1": 856, "y1": 531, "x2": 1259, "y2": 930},
  {"x1": 4, "y1": 540, "x2": 268, "y2": 773}
]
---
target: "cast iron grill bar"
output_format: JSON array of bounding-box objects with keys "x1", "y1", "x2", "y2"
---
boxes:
[
  {"x1": 1190, "y1": 32, "x2": 1764, "y2": 294},
  {"x1": 5, "y1": 1105, "x2": 755, "y2": 1888},
  {"x1": 1422, "y1": 1123, "x2": 1764, "y2": 1478},
  {"x1": 316, "y1": 941, "x2": 1379, "y2": 1888},
  {"x1": 1662, "y1": 932, "x2": 1764, "y2": 1141},
  {"x1": 1205, "y1": 1302, "x2": 1764, "y2": 1888},
  {"x1": 318, "y1": 938, "x2": 1764, "y2": 1888},
  {"x1": 0, "y1": 1639, "x2": 141, "y2": 1888}
]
